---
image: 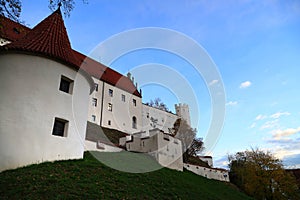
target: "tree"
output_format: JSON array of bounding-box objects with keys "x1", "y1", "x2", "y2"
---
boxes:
[
  {"x1": 49, "y1": 0, "x2": 88, "y2": 17},
  {"x1": 0, "y1": 0, "x2": 88, "y2": 22},
  {"x1": 0, "y1": 0, "x2": 22, "y2": 22},
  {"x1": 228, "y1": 148, "x2": 299, "y2": 200},
  {"x1": 146, "y1": 98, "x2": 169, "y2": 112},
  {"x1": 172, "y1": 118, "x2": 204, "y2": 162}
]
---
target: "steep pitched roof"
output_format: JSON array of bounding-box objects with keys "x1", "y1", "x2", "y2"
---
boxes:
[
  {"x1": 1, "y1": 9, "x2": 81, "y2": 69},
  {"x1": 0, "y1": 12, "x2": 141, "y2": 97},
  {"x1": 74, "y1": 50, "x2": 141, "y2": 97},
  {"x1": 0, "y1": 16, "x2": 30, "y2": 41}
]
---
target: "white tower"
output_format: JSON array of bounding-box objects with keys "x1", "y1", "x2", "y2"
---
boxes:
[{"x1": 175, "y1": 103, "x2": 191, "y2": 127}]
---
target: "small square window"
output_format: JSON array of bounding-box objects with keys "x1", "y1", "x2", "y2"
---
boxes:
[
  {"x1": 108, "y1": 89, "x2": 113, "y2": 97},
  {"x1": 52, "y1": 118, "x2": 68, "y2": 137},
  {"x1": 108, "y1": 103, "x2": 112, "y2": 111},
  {"x1": 59, "y1": 75, "x2": 73, "y2": 94},
  {"x1": 92, "y1": 98, "x2": 97, "y2": 107},
  {"x1": 108, "y1": 120, "x2": 111, "y2": 125},
  {"x1": 121, "y1": 94, "x2": 126, "y2": 102},
  {"x1": 133, "y1": 99, "x2": 136, "y2": 106},
  {"x1": 92, "y1": 115, "x2": 96, "y2": 122},
  {"x1": 94, "y1": 83, "x2": 98, "y2": 92}
]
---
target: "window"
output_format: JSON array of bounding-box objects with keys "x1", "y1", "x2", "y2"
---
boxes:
[
  {"x1": 59, "y1": 75, "x2": 73, "y2": 94},
  {"x1": 108, "y1": 89, "x2": 113, "y2": 97},
  {"x1": 94, "y1": 83, "x2": 98, "y2": 92},
  {"x1": 92, "y1": 98, "x2": 97, "y2": 107},
  {"x1": 132, "y1": 116, "x2": 137, "y2": 129},
  {"x1": 121, "y1": 94, "x2": 126, "y2": 102},
  {"x1": 92, "y1": 115, "x2": 96, "y2": 122},
  {"x1": 108, "y1": 103, "x2": 112, "y2": 111},
  {"x1": 108, "y1": 120, "x2": 111, "y2": 125},
  {"x1": 52, "y1": 118, "x2": 68, "y2": 137},
  {"x1": 13, "y1": 27, "x2": 20, "y2": 34},
  {"x1": 133, "y1": 99, "x2": 136, "y2": 106}
]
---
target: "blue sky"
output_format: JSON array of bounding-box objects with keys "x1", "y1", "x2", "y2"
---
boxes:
[{"x1": 21, "y1": 1, "x2": 300, "y2": 168}]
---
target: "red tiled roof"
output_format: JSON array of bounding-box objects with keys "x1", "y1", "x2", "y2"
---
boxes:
[
  {"x1": 0, "y1": 10, "x2": 141, "y2": 97},
  {"x1": 1, "y1": 9, "x2": 81, "y2": 69},
  {"x1": 0, "y1": 16, "x2": 30, "y2": 41},
  {"x1": 74, "y1": 50, "x2": 141, "y2": 97}
]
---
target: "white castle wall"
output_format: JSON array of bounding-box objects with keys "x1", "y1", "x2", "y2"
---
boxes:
[
  {"x1": 88, "y1": 79, "x2": 142, "y2": 134},
  {"x1": 88, "y1": 78, "x2": 103, "y2": 125},
  {"x1": 121, "y1": 129, "x2": 183, "y2": 171},
  {"x1": 0, "y1": 54, "x2": 91, "y2": 172},
  {"x1": 184, "y1": 163, "x2": 230, "y2": 182},
  {"x1": 101, "y1": 83, "x2": 142, "y2": 134},
  {"x1": 142, "y1": 104, "x2": 178, "y2": 133}
]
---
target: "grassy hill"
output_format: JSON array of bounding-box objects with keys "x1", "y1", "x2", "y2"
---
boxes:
[{"x1": 0, "y1": 151, "x2": 253, "y2": 200}]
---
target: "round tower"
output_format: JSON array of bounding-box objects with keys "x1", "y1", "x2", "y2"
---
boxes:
[{"x1": 175, "y1": 103, "x2": 191, "y2": 127}]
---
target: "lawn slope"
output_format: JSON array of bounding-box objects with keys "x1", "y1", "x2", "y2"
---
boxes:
[{"x1": 0, "y1": 151, "x2": 253, "y2": 200}]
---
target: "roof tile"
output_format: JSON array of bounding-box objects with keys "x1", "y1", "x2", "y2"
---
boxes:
[{"x1": 1, "y1": 8, "x2": 81, "y2": 69}]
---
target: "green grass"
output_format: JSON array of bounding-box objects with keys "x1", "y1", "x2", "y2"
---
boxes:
[{"x1": 0, "y1": 151, "x2": 253, "y2": 200}]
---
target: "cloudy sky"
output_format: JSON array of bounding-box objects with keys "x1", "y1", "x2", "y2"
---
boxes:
[{"x1": 20, "y1": 0, "x2": 300, "y2": 168}]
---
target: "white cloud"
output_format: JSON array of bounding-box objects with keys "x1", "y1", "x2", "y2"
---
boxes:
[
  {"x1": 239, "y1": 81, "x2": 251, "y2": 89},
  {"x1": 226, "y1": 101, "x2": 238, "y2": 106},
  {"x1": 209, "y1": 79, "x2": 219, "y2": 86},
  {"x1": 260, "y1": 119, "x2": 279, "y2": 130},
  {"x1": 270, "y1": 112, "x2": 290, "y2": 119},
  {"x1": 273, "y1": 147, "x2": 300, "y2": 160},
  {"x1": 272, "y1": 127, "x2": 300, "y2": 140},
  {"x1": 255, "y1": 114, "x2": 267, "y2": 121},
  {"x1": 214, "y1": 155, "x2": 229, "y2": 169},
  {"x1": 250, "y1": 122, "x2": 256, "y2": 129},
  {"x1": 266, "y1": 137, "x2": 300, "y2": 167}
]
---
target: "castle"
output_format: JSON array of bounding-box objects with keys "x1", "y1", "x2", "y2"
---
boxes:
[
  {"x1": 0, "y1": 9, "x2": 229, "y2": 181},
  {"x1": 0, "y1": 8, "x2": 189, "y2": 170}
]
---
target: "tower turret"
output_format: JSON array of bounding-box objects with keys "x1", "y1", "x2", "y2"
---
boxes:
[{"x1": 175, "y1": 103, "x2": 191, "y2": 127}]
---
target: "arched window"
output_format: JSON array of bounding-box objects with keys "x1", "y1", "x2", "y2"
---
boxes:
[{"x1": 132, "y1": 116, "x2": 137, "y2": 129}]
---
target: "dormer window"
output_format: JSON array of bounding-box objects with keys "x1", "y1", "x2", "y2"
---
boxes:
[{"x1": 13, "y1": 27, "x2": 20, "y2": 34}]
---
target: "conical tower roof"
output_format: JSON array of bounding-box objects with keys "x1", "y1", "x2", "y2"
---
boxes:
[{"x1": 1, "y1": 8, "x2": 80, "y2": 69}]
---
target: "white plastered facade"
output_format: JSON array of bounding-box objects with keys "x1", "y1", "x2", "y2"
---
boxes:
[
  {"x1": 88, "y1": 78, "x2": 142, "y2": 134},
  {"x1": 0, "y1": 54, "x2": 91, "y2": 172},
  {"x1": 120, "y1": 129, "x2": 183, "y2": 171},
  {"x1": 142, "y1": 104, "x2": 178, "y2": 133},
  {"x1": 184, "y1": 163, "x2": 230, "y2": 182}
]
